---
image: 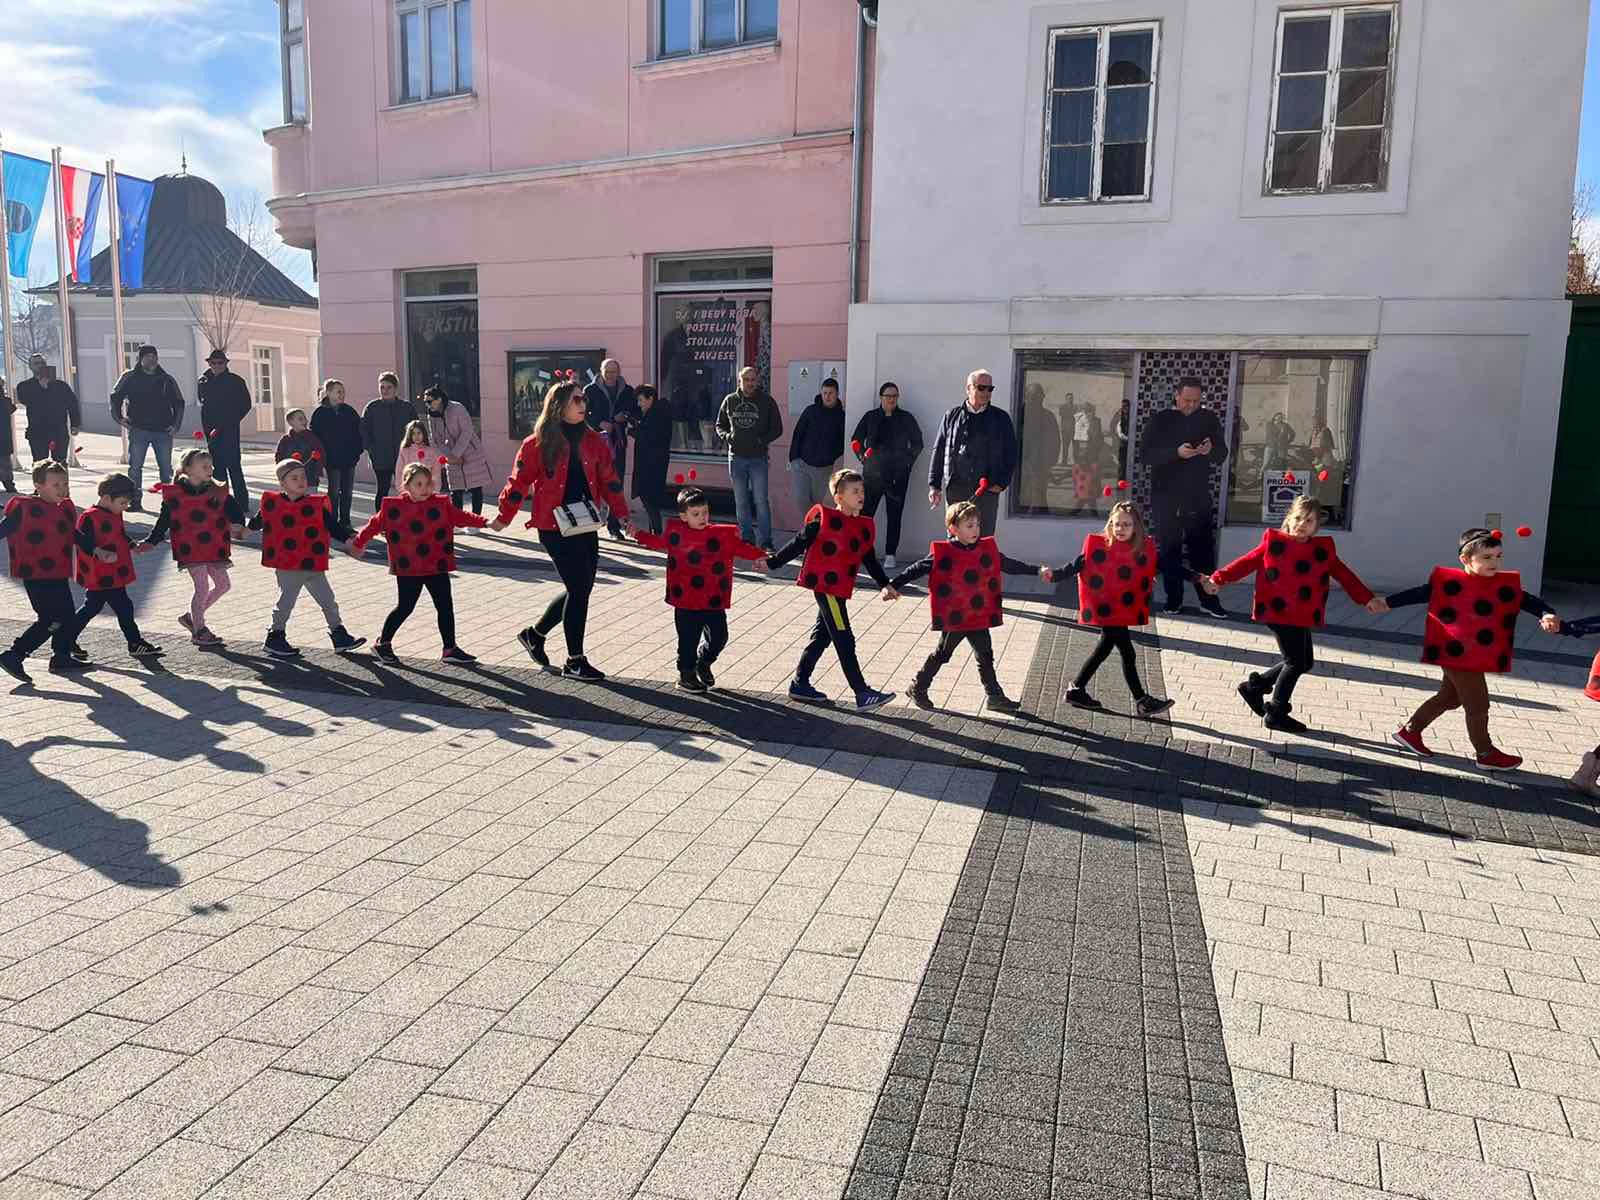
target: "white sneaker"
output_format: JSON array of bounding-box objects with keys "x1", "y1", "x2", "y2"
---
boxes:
[{"x1": 883, "y1": 555, "x2": 898, "y2": 572}]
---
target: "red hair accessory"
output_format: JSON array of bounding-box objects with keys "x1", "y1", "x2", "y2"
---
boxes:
[
  {"x1": 437, "y1": 456, "x2": 449, "y2": 466},
  {"x1": 865, "y1": 448, "x2": 875, "y2": 459},
  {"x1": 975, "y1": 477, "x2": 990, "y2": 497},
  {"x1": 47, "y1": 441, "x2": 56, "y2": 454},
  {"x1": 1102, "y1": 485, "x2": 1113, "y2": 497},
  {"x1": 417, "y1": 448, "x2": 426, "y2": 458},
  {"x1": 310, "y1": 450, "x2": 322, "y2": 462},
  {"x1": 292, "y1": 451, "x2": 304, "y2": 461},
  {"x1": 851, "y1": 439, "x2": 862, "y2": 455},
  {"x1": 192, "y1": 431, "x2": 204, "y2": 440},
  {"x1": 1317, "y1": 469, "x2": 1330, "y2": 482},
  {"x1": 688, "y1": 469, "x2": 697, "y2": 481},
  {"x1": 674, "y1": 473, "x2": 685, "y2": 485},
  {"x1": 148, "y1": 484, "x2": 162, "y2": 493},
  {"x1": 1117, "y1": 479, "x2": 1129, "y2": 491},
  {"x1": 1283, "y1": 471, "x2": 1297, "y2": 484},
  {"x1": 1491, "y1": 529, "x2": 1504, "y2": 540},
  {"x1": 1516, "y1": 525, "x2": 1533, "y2": 538}
]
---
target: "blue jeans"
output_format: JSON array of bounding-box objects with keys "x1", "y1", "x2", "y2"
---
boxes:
[
  {"x1": 127, "y1": 428, "x2": 174, "y2": 499},
  {"x1": 729, "y1": 454, "x2": 771, "y2": 548}
]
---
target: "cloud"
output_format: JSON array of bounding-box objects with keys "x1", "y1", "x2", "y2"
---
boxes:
[{"x1": 9, "y1": 0, "x2": 215, "y2": 19}]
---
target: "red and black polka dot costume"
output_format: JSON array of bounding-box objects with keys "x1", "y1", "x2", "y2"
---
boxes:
[
  {"x1": 74, "y1": 507, "x2": 136, "y2": 592},
  {"x1": 1212, "y1": 531, "x2": 1373, "y2": 629},
  {"x1": 1422, "y1": 567, "x2": 1522, "y2": 674},
  {"x1": 634, "y1": 521, "x2": 766, "y2": 610},
  {"x1": 1075, "y1": 533, "x2": 1158, "y2": 627},
  {"x1": 256, "y1": 492, "x2": 334, "y2": 573},
  {"x1": 796, "y1": 505, "x2": 876, "y2": 600},
  {"x1": 928, "y1": 536, "x2": 1004, "y2": 631},
  {"x1": 350, "y1": 495, "x2": 488, "y2": 576},
  {"x1": 4, "y1": 496, "x2": 77, "y2": 582},
  {"x1": 150, "y1": 482, "x2": 234, "y2": 566}
]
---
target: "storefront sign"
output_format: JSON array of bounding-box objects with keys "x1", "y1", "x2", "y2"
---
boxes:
[{"x1": 1262, "y1": 470, "x2": 1306, "y2": 523}]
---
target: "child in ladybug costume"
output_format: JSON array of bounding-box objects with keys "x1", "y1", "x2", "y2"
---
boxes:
[
  {"x1": 0, "y1": 460, "x2": 88, "y2": 682},
  {"x1": 143, "y1": 447, "x2": 246, "y2": 646},
  {"x1": 1204, "y1": 496, "x2": 1384, "y2": 733},
  {"x1": 888, "y1": 499, "x2": 1047, "y2": 712},
  {"x1": 1552, "y1": 615, "x2": 1600, "y2": 795},
  {"x1": 349, "y1": 461, "x2": 488, "y2": 663},
  {"x1": 1386, "y1": 527, "x2": 1561, "y2": 772},
  {"x1": 767, "y1": 468, "x2": 898, "y2": 710},
  {"x1": 632, "y1": 485, "x2": 768, "y2": 692},
  {"x1": 64, "y1": 473, "x2": 163, "y2": 663},
  {"x1": 245, "y1": 458, "x2": 365, "y2": 659},
  {"x1": 1048, "y1": 501, "x2": 1175, "y2": 717}
]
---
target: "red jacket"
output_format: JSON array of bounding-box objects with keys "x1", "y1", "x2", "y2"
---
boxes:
[{"x1": 495, "y1": 427, "x2": 626, "y2": 531}]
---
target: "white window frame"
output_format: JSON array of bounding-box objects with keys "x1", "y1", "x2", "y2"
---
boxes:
[
  {"x1": 250, "y1": 343, "x2": 284, "y2": 433},
  {"x1": 395, "y1": 0, "x2": 473, "y2": 104},
  {"x1": 657, "y1": 0, "x2": 779, "y2": 60},
  {"x1": 1041, "y1": 21, "x2": 1161, "y2": 205},
  {"x1": 116, "y1": 336, "x2": 152, "y2": 375},
  {"x1": 1264, "y1": 3, "x2": 1398, "y2": 196},
  {"x1": 281, "y1": 0, "x2": 307, "y2": 124}
]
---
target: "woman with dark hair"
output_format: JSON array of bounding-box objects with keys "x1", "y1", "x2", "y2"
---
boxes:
[
  {"x1": 627, "y1": 385, "x2": 673, "y2": 534},
  {"x1": 491, "y1": 381, "x2": 629, "y2": 680}
]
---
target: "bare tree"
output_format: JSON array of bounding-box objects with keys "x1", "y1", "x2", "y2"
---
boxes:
[
  {"x1": 181, "y1": 192, "x2": 285, "y2": 357},
  {"x1": 1570, "y1": 180, "x2": 1600, "y2": 295},
  {"x1": 6, "y1": 265, "x2": 61, "y2": 376}
]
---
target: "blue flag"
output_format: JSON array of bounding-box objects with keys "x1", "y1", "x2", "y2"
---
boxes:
[
  {"x1": 114, "y1": 173, "x2": 155, "y2": 289},
  {"x1": 2, "y1": 152, "x2": 51, "y2": 280}
]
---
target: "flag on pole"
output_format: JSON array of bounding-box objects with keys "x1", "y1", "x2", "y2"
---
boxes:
[
  {"x1": 58, "y1": 165, "x2": 104, "y2": 282},
  {"x1": 1, "y1": 152, "x2": 51, "y2": 279},
  {"x1": 114, "y1": 173, "x2": 155, "y2": 289}
]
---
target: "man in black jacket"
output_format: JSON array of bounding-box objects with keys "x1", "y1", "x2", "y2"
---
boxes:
[
  {"x1": 1141, "y1": 376, "x2": 1229, "y2": 615},
  {"x1": 111, "y1": 344, "x2": 185, "y2": 505},
  {"x1": 927, "y1": 369, "x2": 1016, "y2": 537},
  {"x1": 16, "y1": 354, "x2": 80, "y2": 464},
  {"x1": 583, "y1": 359, "x2": 635, "y2": 538},
  {"x1": 788, "y1": 379, "x2": 845, "y2": 515},
  {"x1": 851, "y1": 380, "x2": 923, "y2": 570},
  {"x1": 198, "y1": 349, "x2": 254, "y2": 513}
]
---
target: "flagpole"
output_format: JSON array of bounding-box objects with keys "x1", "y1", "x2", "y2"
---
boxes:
[
  {"x1": 0, "y1": 133, "x2": 19, "y2": 471},
  {"x1": 49, "y1": 149, "x2": 76, "y2": 429},
  {"x1": 107, "y1": 159, "x2": 127, "y2": 467}
]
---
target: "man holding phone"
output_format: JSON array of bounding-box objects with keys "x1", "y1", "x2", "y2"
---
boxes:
[{"x1": 1141, "y1": 376, "x2": 1229, "y2": 616}]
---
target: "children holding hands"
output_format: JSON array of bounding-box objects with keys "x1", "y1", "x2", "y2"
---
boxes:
[
  {"x1": 143, "y1": 448, "x2": 246, "y2": 646},
  {"x1": 70, "y1": 473, "x2": 163, "y2": 665}
]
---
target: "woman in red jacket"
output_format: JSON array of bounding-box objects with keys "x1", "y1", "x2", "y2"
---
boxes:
[{"x1": 491, "y1": 380, "x2": 628, "y2": 680}]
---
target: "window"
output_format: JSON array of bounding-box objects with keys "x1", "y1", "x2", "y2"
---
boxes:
[
  {"x1": 281, "y1": 0, "x2": 307, "y2": 123},
  {"x1": 653, "y1": 255, "x2": 772, "y2": 455},
  {"x1": 396, "y1": 0, "x2": 472, "y2": 103},
  {"x1": 659, "y1": 0, "x2": 778, "y2": 58},
  {"x1": 1224, "y1": 354, "x2": 1366, "y2": 529},
  {"x1": 403, "y1": 268, "x2": 480, "y2": 426},
  {"x1": 119, "y1": 339, "x2": 147, "y2": 373},
  {"x1": 1266, "y1": 5, "x2": 1396, "y2": 194},
  {"x1": 1014, "y1": 351, "x2": 1136, "y2": 518},
  {"x1": 1042, "y1": 23, "x2": 1159, "y2": 203}
]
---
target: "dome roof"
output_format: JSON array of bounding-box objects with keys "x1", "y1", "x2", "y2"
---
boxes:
[{"x1": 148, "y1": 172, "x2": 227, "y2": 229}]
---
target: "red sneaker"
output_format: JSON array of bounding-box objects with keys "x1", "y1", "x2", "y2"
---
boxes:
[
  {"x1": 1391, "y1": 727, "x2": 1432, "y2": 758},
  {"x1": 1476, "y1": 749, "x2": 1523, "y2": 773}
]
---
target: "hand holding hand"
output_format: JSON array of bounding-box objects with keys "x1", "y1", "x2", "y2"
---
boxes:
[
  {"x1": 1199, "y1": 576, "x2": 1219, "y2": 595},
  {"x1": 133, "y1": 543, "x2": 153, "y2": 556},
  {"x1": 1541, "y1": 612, "x2": 1562, "y2": 634},
  {"x1": 346, "y1": 543, "x2": 363, "y2": 558},
  {"x1": 94, "y1": 547, "x2": 117, "y2": 563},
  {"x1": 489, "y1": 518, "x2": 507, "y2": 532},
  {"x1": 881, "y1": 586, "x2": 900, "y2": 601},
  {"x1": 1366, "y1": 597, "x2": 1390, "y2": 615},
  {"x1": 1038, "y1": 565, "x2": 1054, "y2": 583}
]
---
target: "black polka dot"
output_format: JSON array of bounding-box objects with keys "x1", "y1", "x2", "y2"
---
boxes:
[
  {"x1": 824, "y1": 571, "x2": 839, "y2": 586},
  {"x1": 1270, "y1": 597, "x2": 1287, "y2": 611},
  {"x1": 97, "y1": 575, "x2": 113, "y2": 588},
  {"x1": 1265, "y1": 567, "x2": 1280, "y2": 583},
  {"x1": 1121, "y1": 591, "x2": 1135, "y2": 605},
  {"x1": 409, "y1": 520, "x2": 424, "y2": 534},
  {"x1": 936, "y1": 584, "x2": 952, "y2": 598},
  {"x1": 283, "y1": 514, "x2": 297, "y2": 528},
  {"x1": 1442, "y1": 580, "x2": 1463, "y2": 596},
  {"x1": 963, "y1": 569, "x2": 979, "y2": 585},
  {"x1": 300, "y1": 558, "x2": 316, "y2": 571},
  {"x1": 1497, "y1": 586, "x2": 1517, "y2": 604},
  {"x1": 1476, "y1": 629, "x2": 1495, "y2": 646},
  {"x1": 827, "y1": 514, "x2": 843, "y2": 531},
  {"x1": 1117, "y1": 565, "x2": 1132, "y2": 581},
  {"x1": 979, "y1": 554, "x2": 994, "y2": 569},
  {"x1": 1091, "y1": 549, "x2": 1107, "y2": 564},
  {"x1": 1267, "y1": 540, "x2": 1286, "y2": 556},
  {"x1": 688, "y1": 550, "x2": 702, "y2": 565},
  {"x1": 1089, "y1": 575, "x2": 1104, "y2": 590},
  {"x1": 1425, "y1": 645, "x2": 1441, "y2": 662},
  {"x1": 820, "y1": 540, "x2": 837, "y2": 556},
  {"x1": 1299, "y1": 586, "x2": 1312, "y2": 601},
  {"x1": 1439, "y1": 607, "x2": 1458, "y2": 624},
  {"x1": 1294, "y1": 560, "x2": 1311, "y2": 575},
  {"x1": 1313, "y1": 547, "x2": 1329, "y2": 562},
  {"x1": 711, "y1": 562, "x2": 725, "y2": 576},
  {"x1": 426, "y1": 506, "x2": 443, "y2": 522},
  {"x1": 1473, "y1": 599, "x2": 1493, "y2": 617},
  {"x1": 1445, "y1": 640, "x2": 1465, "y2": 658},
  {"x1": 802, "y1": 573, "x2": 819, "y2": 588}
]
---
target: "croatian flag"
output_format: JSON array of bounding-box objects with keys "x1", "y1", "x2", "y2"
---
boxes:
[{"x1": 58, "y1": 164, "x2": 104, "y2": 283}]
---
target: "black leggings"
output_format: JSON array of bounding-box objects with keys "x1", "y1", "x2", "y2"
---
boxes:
[
  {"x1": 1075, "y1": 626, "x2": 1146, "y2": 697},
  {"x1": 451, "y1": 487, "x2": 484, "y2": 515},
  {"x1": 12, "y1": 580, "x2": 77, "y2": 657},
  {"x1": 1257, "y1": 624, "x2": 1315, "y2": 706},
  {"x1": 535, "y1": 529, "x2": 600, "y2": 657},
  {"x1": 374, "y1": 468, "x2": 394, "y2": 502},
  {"x1": 380, "y1": 573, "x2": 455, "y2": 647},
  {"x1": 72, "y1": 587, "x2": 143, "y2": 647}
]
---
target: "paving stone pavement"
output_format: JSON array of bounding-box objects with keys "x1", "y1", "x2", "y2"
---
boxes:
[{"x1": 0, "y1": 435, "x2": 1598, "y2": 1197}]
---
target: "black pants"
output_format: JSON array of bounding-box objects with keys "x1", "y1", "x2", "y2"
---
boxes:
[
  {"x1": 1257, "y1": 624, "x2": 1315, "y2": 707},
  {"x1": 535, "y1": 529, "x2": 599, "y2": 657},
  {"x1": 797, "y1": 593, "x2": 869, "y2": 695},
  {"x1": 451, "y1": 487, "x2": 484, "y2": 515},
  {"x1": 864, "y1": 475, "x2": 909, "y2": 557},
  {"x1": 27, "y1": 430, "x2": 66, "y2": 463},
  {"x1": 944, "y1": 480, "x2": 1000, "y2": 537},
  {"x1": 641, "y1": 497, "x2": 664, "y2": 535},
  {"x1": 212, "y1": 448, "x2": 249, "y2": 513},
  {"x1": 11, "y1": 580, "x2": 76, "y2": 657},
  {"x1": 325, "y1": 467, "x2": 355, "y2": 528},
  {"x1": 1152, "y1": 491, "x2": 1216, "y2": 605},
  {"x1": 72, "y1": 587, "x2": 143, "y2": 647},
  {"x1": 915, "y1": 629, "x2": 1001, "y2": 694},
  {"x1": 380, "y1": 573, "x2": 455, "y2": 646},
  {"x1": 1075, "y1": 626, "x2": 1147, "y2": 697},
  {"x1": 675, "y1": 610, "x2": 728, "y2": 674},
  {"x1": 374, "y1": 468, "x2": 394, "y2": 503}
]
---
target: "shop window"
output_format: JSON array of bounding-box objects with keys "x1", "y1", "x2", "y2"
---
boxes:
[
  {"x1": 1224, "y1": 354, "x2": 1365, "y2": 529},
  {"x1": 1013, "y1": 351, "x2": 1136, "y2": 518},
  {"x1": 403, "y1": 267, "x2": 479, "y2": 426}
]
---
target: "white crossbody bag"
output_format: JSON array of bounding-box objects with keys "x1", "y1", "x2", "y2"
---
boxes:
[{"x1": 552, "y1": 499, "x2": 606, "y2": 537}]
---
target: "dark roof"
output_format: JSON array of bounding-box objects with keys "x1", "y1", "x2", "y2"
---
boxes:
[{"x1": 33, "y1": 172, "x2": 316, "y2": 309}]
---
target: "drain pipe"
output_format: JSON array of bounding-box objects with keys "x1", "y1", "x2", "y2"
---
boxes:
[{"x1": 848, "y1": 5, "x2": 871, "y2": 305}]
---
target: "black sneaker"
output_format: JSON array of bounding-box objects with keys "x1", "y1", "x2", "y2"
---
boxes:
[
  {"x1": 788, "y1": 679, "x2": 830, "y2": 704},
  {"x1": 69, "y1": 644, "x2": 90, "y2": 662},
  {"x1": 677, "y1": 671, "x2": 708, "y2": 693},
  {"x1": 1197, "y1": 597, "x2": 1228, "y2": 619},
  {"x1": 985, "y1": 692, "x2": 1021, "y2": 712},
  {"x1": 1064, "y1": 686, "x2": 1103, "y2": 710},
  {"x1": 49, "y1": 655, "x2": 90, "y2": 673},
  {"x1": 907, "y1": 682, "x2": 935, "y2": 711},
  {"x1": 264, "y1": 630, "x2": 301, "y2": 659},
  {"x1": 518, "y1": 627, "x2": 554, "y2": 672},
  {"x1": 0, "y1": 651, "x2": 32, "y2": 684},
  {"x1": 1263, "y1": 705, "x2": 1308, "y2": 734},
  {"x1": 127, "y1": 640, "x2": 163, "y2": 658},
  {"x1": 695, "y1": 663, "x2": 716, "y2": 689},
  {"x1": 1236, "y1": 676, "x2": 1268, "y2": 717},
  {"x1": 1162, "y1": 599, "x2": 1184, "y2": 615},
  {"x1": 441, "y1": 646, "x2": 478, "y2": 664},
  {"x1": 372, "y1": 642, "x2": 399, "y2": 663},
  {"x1": 563, "y1": 656, "x2": 605, "y2": 681},
  {"x1": 1137, "y1": 695, "x2": 1175, "y2": 717},
  {"x1": 329, "y1": 627, "x2": 366, "y2": 653},
  {"x1": 855, "y1": 689, "x2": 895, "y2": 711}
]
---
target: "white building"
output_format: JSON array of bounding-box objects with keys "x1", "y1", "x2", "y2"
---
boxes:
[{"x1": 847, "y1": 0, "x2": 1584, "y2": 589}]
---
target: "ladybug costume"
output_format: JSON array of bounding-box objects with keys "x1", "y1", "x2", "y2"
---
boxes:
[
  {"x1": 634, "y1": 519, "x2": 766, "y2": 679},
  {"x1": 350, "y1": 495, "x2": 486, "y2": 577},
  {"x1": 3, "y1": 496, "x2": 77, "y2": 581},
  {"x1": 254, "y1": 491, "x2": 336, "y2": 573},
  {"x1": 74, "y1": 506, "x2": 135, "y2": 592},
  {"x1": 1074, "y1": 533, "x2": 1158, "y2": 628},
  {"x1": 794, "y1": 504, "x2": 876, "y2": 600},
  {"x1": 147, "y1": 481, "x2": 242, "y2": 565}
]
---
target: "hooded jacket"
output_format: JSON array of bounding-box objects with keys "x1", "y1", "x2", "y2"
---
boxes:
[
  {"x1": 788, "y1": 395, "x2": 845, "y2": 469},
  {"x1": 111, "y1": 365, "x2": 185, "y2": 432}
]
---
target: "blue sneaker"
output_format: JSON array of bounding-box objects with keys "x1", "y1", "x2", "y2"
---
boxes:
[
  {"x1": 856, "y1": 689, "x2": 896, "y2": 711},
  {"x1": 788, "y1": 679, "x2": 830, "y2": 704}
]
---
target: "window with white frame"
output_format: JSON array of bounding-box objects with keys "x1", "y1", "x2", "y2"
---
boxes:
[
  {"x1": 1266, "y1": 4, "x2": 1397, "y2": 194},
  {"x1": 282, "y1": 0, "x2": 307, "y2": 123},
  {"x1": 659, "y1": 0, "x2": 779, "y2": 58},
  {"x1": 1042, "y1": 22, "x2": 1159, "y2": 204},
  {"x1": 396, "y1": 0, "x2": 473, "y2": 103},
  {"x1": 253, "y1": 347, "x2": 277, "y2": 409},
  {"x1": 119, "y1": 339, "x2": 148, "y2": 374}
]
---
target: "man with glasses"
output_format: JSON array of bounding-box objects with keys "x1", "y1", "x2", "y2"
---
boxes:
[
  {"x1": 927, "y1": 369, "x2": 1016, "y2": 537},
  {"x1": 851, "y1": 380, "x2": 924, "y2": 571}
]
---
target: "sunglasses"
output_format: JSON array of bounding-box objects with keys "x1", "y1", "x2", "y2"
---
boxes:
[{"x1": 973, "y1": 384, "x2": 994, "y2": 393}]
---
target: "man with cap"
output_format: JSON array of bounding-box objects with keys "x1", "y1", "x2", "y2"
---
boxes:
[
  {"x1": 198, "y1": 348, "x2": 254, "y2": 512},
  {"x1": 111, "y1": 343, "x2": 185, "y2": 506},
  {"x1": 15, "y1": 354, "x2": 81, "y2": 465}
]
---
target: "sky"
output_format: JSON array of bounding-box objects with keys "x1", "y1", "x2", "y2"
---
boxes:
[
  {"x1": 1581, "y1": 0, "x2": 1600, "y2": 193},
  {"x1": 2, "y1": 0, "x2": 314, "y2": 294}
]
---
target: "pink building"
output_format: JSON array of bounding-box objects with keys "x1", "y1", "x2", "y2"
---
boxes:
[{"x1": 265, "y1": 0, "x2": 874, "y2": 529}]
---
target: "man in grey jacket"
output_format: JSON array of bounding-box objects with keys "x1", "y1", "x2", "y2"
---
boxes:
[{"x1": 714, "y1": 366, "x2": 783, "y2": 552}]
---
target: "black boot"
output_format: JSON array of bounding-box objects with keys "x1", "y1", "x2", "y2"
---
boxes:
[
  {"x1": 976, "y1": 655, "x2": 1018, "y2": 711},
  {"x1": 907, "y1": 654, "x2": 941, "y2": 710},
  {"x1": 1237, "y1": 673, "x2": 1268, "y2": 717},
  {"x1": 1263, "y1": 701, "x2": 1308, "y2": 734},
  {"x1": 264, "y1": 629, "x2": 301, "y2": 659},
  {"x1": 329, "y1": 626, "x2": 366, "y2": 653}
]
